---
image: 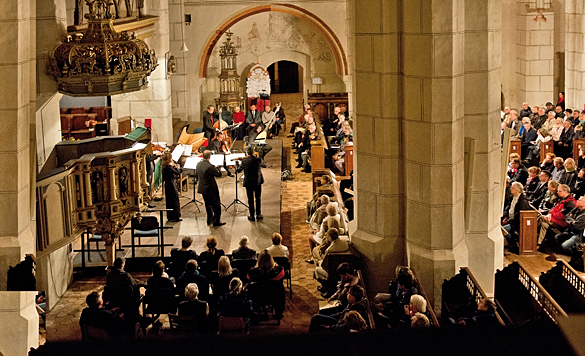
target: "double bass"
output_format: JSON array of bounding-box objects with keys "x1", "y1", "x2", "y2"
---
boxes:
[{"x1": 212, "y1": 107, "x2": 233, "y2": 148}]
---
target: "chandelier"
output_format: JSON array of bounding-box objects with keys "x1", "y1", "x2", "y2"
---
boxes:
[{"x1": 47, "y1": 0, "x2": 158, "y2": 97}]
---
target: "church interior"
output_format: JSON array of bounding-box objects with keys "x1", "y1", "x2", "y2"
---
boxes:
[{"x1": 2, "y1": 0, "x2": 585, "y2": 355}]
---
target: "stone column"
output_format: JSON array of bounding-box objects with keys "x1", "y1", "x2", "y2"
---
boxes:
[
  {"x1": 516, "y1": 3, "x2": 555, "y2": 106},
  {"x1": 0, "y1": 292, "x2": 38, "y2": 356},
  {"x1": 565, "y1": 0, "x2": 585, "y2": 108},
  {"x1": 0, "y1": 0, "x2": 37, "y2": 289},
  {"x1": 112, "y1": 0, "x2": 173, "y2": 143},
  {"x1": 463, "y1": 0, "x2": 504, "y2": 294},
  {"x1": 169, "y1": 0, "x2": 190, "y2": 122}
]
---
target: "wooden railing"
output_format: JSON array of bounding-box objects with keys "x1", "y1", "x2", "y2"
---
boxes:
[
  {"x1": 356, "y1": 270, "x2": 376, "y2": 330},
  {"x1": 559, "y1": 260, "x2": 585, "y2": 298},
  {"x1": 515, "y1": 261, "x2": 567, "y2": 323},
  {"x1": 461, "y1": 267, "x2": 506, "y2": 326},
  {"x1": 412, "y1": 268, "x2": 440, "y2": 327}
]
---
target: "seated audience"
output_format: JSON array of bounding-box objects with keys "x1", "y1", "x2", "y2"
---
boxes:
[
  {"x1": 79, "y1": 291, "x2": 126, "y2": 338},
  {"x1": 199, "y1": 236, "x2": 225, "y2": 278},
  {"x1": 578, "y1": 148, "x2": 585, "y2": 170},
  {"x1": 537, "y1": 180, "x2": 559, "y2": 215},
  {"x1": 524, "y1": 167, "x2": 541, "y2": 198},
  {"x1": 266, "y1": 232, "x2": 289, "y2": 258},
  {"x1": 309, "y1": 285, "x2": 367, "y2": 332},
  {"x1": 231, "y1": 236, "x2": 257, "y2": 260},
  {"x1": 177, "y1": 283, "x2": 209, "y2": 333},
  {"x1": 554, "y1": 196, "x2": 585, "y2": 254},
  {"x1": 520, "y1": 119, "x2": 537, "y2": 159},
  {"x1": 318, "y1": 261, "x2": 359, "y2": 301},
  {"x1": 313, "y1": 227, "x2": 349, "y2": 267},
  {"x1": 454, "y1": 299, "x2": 498, "y2": 327},
  {"x1": 147, "y1": 260, "x2": 176, "y2": 293},
  {"x1": 540, "y1": 152, "x2": 556, "y2": 173},
  {"x1": 103, "y1": 257, "x2": 145, "y2": 317},
  {"x1": 557, "y1": 120, "x2": 575, "y2": 158},
  {"x1": 247, "y1": 250, "x2": 284, "y2": 282},
  {"x1": 176, "y1": 259, "x2": 209, "y2": 302},
  {"x1": 374, "y1": 266, "x2": 418, "y2": 328},
  {"x1": 400, "y1": 294, "x2": 427, "y2": 328},
  {"x1": 343, "y1": 310, "x2": 368, "y2": 332},
  {"x1": 502, "y1": 182, "x2": 531, "y2": 248},
  {"x1": 332, "y1": 123, "x2": 353, "y2": 176},
  {"x1": 307, "y1": 203, "x2": 342, "y2": 264},
  {"x1": 538, "y1": 184, "x2": 576, "y2": 244},
  {"x1": 561, "y1": 158, "x2": 578, "y2": 188},
  {"x1": 218, "y1": 277, "x2": 255, "y2": 331},
  {"x1": 573, "y1": 168, "x2": 585, "y2": 199},
  {"x1": 551, "y1": 157, "x2": 566, "y2": 182},
  {"x1": 169, "y1": 236, "x2": 198, "y2": 278},
  {"x1": 509, "y1": 158, "x2": 528, "y2": 185},
  {"x1": 529, "y1": 170, "x2": 551, "y2": 207},
  {"x1": 309, "y1": 194, "x2": 332, "y2": 232},
  {"x1": 524, "y1": 129, "x2": 551, "y2": 166},
  {"x1": 210, "y1": 255, "x2": 239, "y2": 297},
  {"x1": 411, "y1": 312, "x2": 431, "y2": 329}
]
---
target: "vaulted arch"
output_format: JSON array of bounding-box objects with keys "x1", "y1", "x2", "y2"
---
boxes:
[{"x1": 198, "y1": 4, "x2": 348, "y2": 78}]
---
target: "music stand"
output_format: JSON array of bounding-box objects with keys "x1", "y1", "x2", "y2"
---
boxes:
[
  {"x1": 181, "y1": 156, "x2": 203, "y2": 212},
  {"x1": 224, "y1": 159, "x2": 248, "y2": 211}
]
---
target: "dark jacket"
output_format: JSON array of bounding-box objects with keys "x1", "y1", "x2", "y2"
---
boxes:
[
  {"x1": 524, "y1": 177, "x2": 539, "y2": 199},
  {"x1": 530, "y1": 181, "x2": 549, "y2": 207},
  {"x1": 521, "y1": 127, "x2": 538, "y2": 146},
  {"x1": 532, "y1": 115, "x2": 547, "y2": 130},
  {"x1": 511, "y1": 165, "x2": 529, "y2": 186},
  {"x1": 561, "y1": 170, "x2": 577, "y2": 188},
  {"x1": 508, "y1": 193, "x2": 531, "y2": 233},
  {"x1": 178, "y1": 299, "x2": 209, "y2": 333},
  {"x1": 559, "y1": 126, "x2": 575, "y2": 146},
  {"x1": 176, "y1": 271, "x2": 209, "y2": 301},
  {"x1": 520, "y1": 107, "x2": 532, "y2": 118},
  {"x1": 247, "y1": 265, "x2": 285, "y2": 282},
  {"x1": 245, "y1": 110, "x2": 262, "y2": 126},
  {"x1": 196, "y1": 159, "x2": 222, "y2": 194},
  {"x1": 169, "y1": 249, "x2": 198, "y2": 278},
  {"x1": 236, "y1": 155, "x2": 265, "y2": 187},
  {"x1": 202, "y1": 110, "x2": 219, "y2": 140},
  {"x1": 573, "y1": 177, "x2": 585, "y2": 199},
  {"x1": 563, "y1": 207, "x2": 585, "y2": 235},
  {"x1": 79, "y1": 307, "x2": 126, "y2": 337},
  {"x1": 232, "y1": 246, "x2": 257, "y2": 260}
]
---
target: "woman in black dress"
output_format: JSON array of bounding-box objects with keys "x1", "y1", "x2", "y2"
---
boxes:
[{"x1": 161, "y1": 152, "x2": 182, "y2": 222}]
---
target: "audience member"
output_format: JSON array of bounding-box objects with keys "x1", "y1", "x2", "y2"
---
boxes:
[
  {"x1": 551, "y1": 157, "x2": 566, "y2": 182},
  {"x1": 374, "y1": 266, "x2": 418, "y2": 328},
  {"x1": 169, "y1": 236, "x2": 198, "y2": 278},
  {"x1": 343, "y1": 310, "x2": 368, "y2": 332},
  {"x1": 199, "y1": 236, "x2": 225, "y2": 277},
  {"x1": 210, "y1": 255, "x2": 239, "y2": 296},
  {"x1": 554, "y1": 196, "x2": 585, "y2": 254},
  {"x1": 177, "y1": 283, "x2": 209, "y2": 333},
  {"x1": 247, "y1": 250, "x2": 284, "y2": 282},
  {"x1": 176, "y1": 259, "x2": 209, "y2": 302},
  {"x1": 509, "y1": 158, "x2": 528, "y2": 185},
  {"x1": 146, "y1": 260, "x2": 176, "y2": 292},
  {"x1": 529, "y1": 170, "x2": 551, "y2": 207},
  {"x1": 103, "y1": 257, "x2": 145, "y2": 317},
  {"x1": 538, "y1": 184, "x2": 576, "y2": 244},
  {"x1": 218, "y1": 277, "x2": 254, "y2": 331},
  {"x1": 541, "y1": 152, "x2": 556, "y2": 173},
  {"x1": 266, "y1": 232, "x2": 289, "y2": 258},
  {"x1": 79, "y1": 291, "x2": 126, "y2": 338},
  {"x1": 537, "y1": 180, "x2": 559, "y2": 215},
  {"x1": 232, "y1": 236, "x2": 257, "y2": 260},
  {"x1": 502, "y1": 182, "x2": 531, "y2": 249},
  {"x1": 411, "y1": 312, "x2": 430, "y2": 329},
  {"x1": 309, "y1": 285, "x2": 367, "y2": 332}
]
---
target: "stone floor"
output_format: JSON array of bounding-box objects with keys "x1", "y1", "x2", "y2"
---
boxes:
[{"x1": 45, "y1": 132, "x2": 322, "y2": 341}]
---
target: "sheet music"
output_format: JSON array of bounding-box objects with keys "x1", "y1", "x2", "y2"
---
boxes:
[
  {"x1": 171, "y1": 145, "x2": 184, "y2": 162},
  {"x1": 183, "y1": 144, "x2": 192, "y2": 156},
  {"x1": 209, "y1": 154, "x2": 224, "y2": 167},
  {"x1": 226, "y1": 153, "x2": 245, "y2": 166},
  {"x1": 183, "y1": 156, "x2": 202, "y2": 170}
]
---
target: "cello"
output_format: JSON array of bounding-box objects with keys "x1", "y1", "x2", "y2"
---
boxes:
[{"x1": 212, "y1": 107, "x2": 234, "y2": 148}]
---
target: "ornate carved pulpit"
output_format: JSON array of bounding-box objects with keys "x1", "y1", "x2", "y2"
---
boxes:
[{"x1": 36, "y1": 129, "x2": 152, "y2": 266}]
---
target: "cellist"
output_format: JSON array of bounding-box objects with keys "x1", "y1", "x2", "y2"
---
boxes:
[{"x1": 209, "y1": 131, "x2": 234, "y2": 177}]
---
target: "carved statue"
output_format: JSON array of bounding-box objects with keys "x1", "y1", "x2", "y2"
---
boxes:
[
  {"x1": 167, "y1": 55, "x2": 176, "y2": 75},
  {"x1": 91, "y1": 170, "x2": 105, "y2": 202},
  {"x1": 119, "y1": 167, "x2": 129, "y2": 197}
]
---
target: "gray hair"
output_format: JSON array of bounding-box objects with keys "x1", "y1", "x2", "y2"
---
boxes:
[
  {"x1": 511, "y1": 182, "x2": 524, "y2": 194},
  {"x1": 184, "y1": 283, "x2": 199, "y2": 301},
  {"x1": 239, "y1": 236, "x2": 249, "y2": 247},
  {"x1": 410, "y1": 295, "x2": 427, "y2": 313}
]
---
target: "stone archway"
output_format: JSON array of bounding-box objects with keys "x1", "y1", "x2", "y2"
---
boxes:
[{"x1": 198, "y1": 4, "x2": 348, "y2": 78}]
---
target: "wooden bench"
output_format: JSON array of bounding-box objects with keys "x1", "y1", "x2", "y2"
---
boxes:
[
  {"x1": 309, "y1": 121, "x2": 329, "y2": 170},
  {"x1": 518, "y1": 210, "x2": 538, "y2": 255},
  {"x1": 310, "y1": 168, "x2": 350, "y2": 235},
  {"x1": 539, "y1": 260, "x2": 585, "y2": 314},
  {"x1": 411, "y1": 268, "x2": 440, "y2": 327},
  {"x1": 442, "y1": 267, "x2": 505, "y2": 326},
  {"x1": 60, "y1": 113, "x2": 98, "y2": 140},
  {"x1": 540, "y1": 141, "x2": 554, "y2": 163},
  {"x1": 356, "y1": 269, "x2": 376, "y2": 330},
  {"x1": 345, "y1": 144, "x2": 353, "y2": 175},
  {"x1": 573, "y1": 138, "x2": 585, "y2": 162},
  {"x1": 495, "y1": 261, "x2": 567, "y2": 326},
  {"x1": 510, "y1": 139, "x2": 521, "y2": 158}
]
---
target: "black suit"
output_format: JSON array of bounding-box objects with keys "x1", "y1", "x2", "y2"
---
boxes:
[
  {"x1": 196, "y1": 159, "x2": 222, "y2": 225},
  {"x1": 202, "y1": 110, "x2": 219, "y2": 140},
  {"x1": 511, "y1": 165, "x2": 529, "y2": 186},
  {"x1": 236, "y1": 155, "x2": 265, "y2": 218},
  {"x1": 530, "y1": 181, "x2": 548, "y2": 207},
  {"x1": 246, "y1": 110, "x2": 262, "y2": 134}
]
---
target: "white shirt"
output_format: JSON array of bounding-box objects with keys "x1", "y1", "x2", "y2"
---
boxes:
[{"x1": 266, "y1": 244, "x2": 289, "y2": 258}]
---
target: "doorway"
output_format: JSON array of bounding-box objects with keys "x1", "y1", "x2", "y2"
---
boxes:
[{"x1": 267, "y1": 61, "x2": 300, "y2": 93}]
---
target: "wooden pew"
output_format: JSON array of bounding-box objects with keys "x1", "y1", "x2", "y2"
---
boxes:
[
  {"x1": 539, "y1": 260, "x2": 585, "y2": 314},
  {"x1": 411, "y1": 268, "x2": 440, "y2": 327},
  {"x1": 495, "y1": 261, "x2": 567, "y2": 326},
  {"x1": 310, "y1": 168, "x2": 350, "y2": 235},
  {"x1": 442, "y1": 267, "x2": 505, "y2": 326},
  {"x1": 60, "y1": 113, "x2": 98, "y2": 140},
  {"x1": 356, "y1": 269, "x2": 376, "y2": 330},
  {"x1": 309, "y1": 121, "x2": 329, "y2": 170},
  {"x1": 518, "y1": 210, "x2": 538, "y2": 255},
  {"x1": 540, "y1": 141, "x2": 554, "y2": 163},
  {"x1": 345, "y1": 144, "x2": 353, "y2": 175},
  {"x1": 573, "y1": 138, "x2": 585, "y2": 162},
  {"x1": 510, "y1": 139, "x2": 521, "y2": 158}
]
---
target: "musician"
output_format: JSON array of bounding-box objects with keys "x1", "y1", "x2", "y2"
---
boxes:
[
  {"x1": 196, "y1": 150, "x2": 225, "y2": 227},
  {"x1": 202, "y1": 105, "x2": 220, "y2": 141},
  {"x1": 209, "y1": 132, "x2": 234, "y2": 177},
  {"x1": 248, "y1": 124, "x2": 273, "y2": 159},
  {"x1": 274, "y1": 103, "x2": 285, "y2": 136},
  {"x1": 233, "y1": 106, "x2": 246, "y2": 140},
  {"x1": 246, "y1": 104, "x2": 262, "y2": 134},
  {"x1": 262, "y1": 105, "x2": 277, "y2": 138},
  {"x1": 236, "y1": 146, "x2": 266, "y2": 221},
  {"x1": 161, "y1": 152, "x2": 182, "y2": 222}
]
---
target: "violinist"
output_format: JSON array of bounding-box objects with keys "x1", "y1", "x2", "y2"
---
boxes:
[{"x1": 209, "y1": 132, "x2": 234, "y2": 177}]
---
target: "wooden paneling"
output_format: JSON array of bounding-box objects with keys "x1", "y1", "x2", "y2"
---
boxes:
[{"x1": 519, "y1": 210, "x2": 538, "y2": 255}]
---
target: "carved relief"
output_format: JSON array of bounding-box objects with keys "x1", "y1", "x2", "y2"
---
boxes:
[
  {"x1": 118, "y1": 167, "x2": 129, "y2": 197},
  {"x1": 91, "y1": 170, "x2": 105, "y2": 202}
]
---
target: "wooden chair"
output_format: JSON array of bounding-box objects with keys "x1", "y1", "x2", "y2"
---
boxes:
[
  {"x1": 273, "y1": 256, "x2": 292, "y2": 298},
  {"x1": 168, "y1": 313, "x2": 197, "y2": 335},
  {"x1": 142, "y1": 288, "x2": 177, "y2": 332},
  {"x1": 230, "y1": 258, "x2": 257, "y2": 284},
  {"x1": 217, "y1": 316, "x2": 247, "y2": 334},
  {"x1": 246, "y1": 281, "x2": 285, "y2": 324}
]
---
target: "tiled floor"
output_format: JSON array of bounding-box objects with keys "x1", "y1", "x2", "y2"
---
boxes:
[{"x1": 45, "y1": 132, "x2": 322, "y2": 341}]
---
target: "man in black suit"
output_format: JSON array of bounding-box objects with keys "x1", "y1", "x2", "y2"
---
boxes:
[
  {"x1": 246, "y1": 104, "x2": 262, "y2": 135},
  {"x1": 236, "y1": 145, "x2": 265, "y2": 221},
  {"x1": 80, "y1": 291, "x2": 126, "y2": 338},
  {"x1": 202, "y1": 105, "x2": 220, "y2": 141},
  {"x1": 196, "y1": 150, "x2": 225, "y2": 226}
]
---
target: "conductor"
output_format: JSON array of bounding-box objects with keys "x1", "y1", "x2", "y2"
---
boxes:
[
  {"x1": 237, "y1": 146, "x2": 266, "y2": 221},
  {"x1": 196, "y1": 150, "x2": 226, "y2": 227}
]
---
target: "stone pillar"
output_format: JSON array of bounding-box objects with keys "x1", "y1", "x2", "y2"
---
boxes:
[
  {"x1": 516, "y1": 4, "x2": 555, "y2": 106},
  {"x1": 463, "y1": 0, "x2": 504, "y2": 295},
  {"x1": 401, "y1": 0, "x2": 468, "y2": 309},
  {"x1": 169, "y1": 0, "x2": 190, "y2": 122},
  {"x1": 352, "y1": 0, "x2": 406, "y2": 296},
  {"x1": 112, "y1": 0, "x2": 173, "y2": 143},
  {"x1": 565, "y1": 0, "x2": 585, "y2": 108},
  {"x1": 0, "y1": 0, "x2": 37, "y2": 290},
  {"x1": 0, "y1": 292, "x2": 38, "y2": 356},
  {"x1": 501, "y1": 0, "x2": 518, "y2": 108}
]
